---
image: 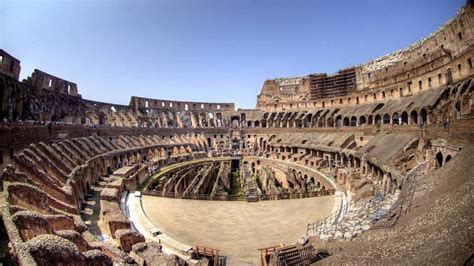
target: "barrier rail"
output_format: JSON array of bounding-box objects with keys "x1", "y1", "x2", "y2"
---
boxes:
[
  {"x1": 142, "y1": 189, "x2": 335, "y2": 201},
  {"x1": 306, "y1": 197, "x2": 350, "y2": 237},
  {"x1": 306, "y1": 161, "x2": 427, "y2": 237}
]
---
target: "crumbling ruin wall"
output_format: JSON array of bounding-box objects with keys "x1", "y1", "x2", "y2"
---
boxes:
[
  {"x1": 0, "y1": 74, "x2": 87, "y2": 123},
  {"x1": 0, "y1": 49, "x2": 21, "y2": 80},
  {"x1": 2, "y1": 182, "x2": 134, "y2": 265},
  {"x1": 24, "y1": 69, "x2": 79, "y2": 96},
  {"x1": 1, "y1": 132, "x2": 212, "y2": 265},
  {"x1": 256, "y1": 3, "x2": 474, "y2": 110}
]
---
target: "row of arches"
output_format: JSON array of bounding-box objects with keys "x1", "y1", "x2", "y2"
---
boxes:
[
  {"x1": 143, "y1": 110, "x2": 226, "y2": 128},
  {"x1": 246, "y1": 108, "x2": 430, "y2": 129},
  {"x1": 252, "y1": 138, "x2": 399, "y2": 196},
  {"x1": 339, "y1": 109, "x2": 428, "y2": 127}
]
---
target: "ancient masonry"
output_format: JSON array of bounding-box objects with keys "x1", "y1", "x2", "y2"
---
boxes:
[{"x1": 1, "y1": 2, "x2": 474, "y2": 266}]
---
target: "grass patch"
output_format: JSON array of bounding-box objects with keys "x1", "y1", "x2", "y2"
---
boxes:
[{"x1": 229, "y1": 171, "x2": 242, "y2": 195}]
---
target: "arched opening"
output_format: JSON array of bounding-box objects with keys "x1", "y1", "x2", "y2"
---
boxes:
[
  {"x1": 383, "y1": 113, "x2": 390, "y2": 124},
  {"x1": 335, "y1": 115, "x2": 342, "y2": 127},
  {"x1": 255, "y1": 121, "x2": 260, "y2": 128},
  {"x1": 455, "y1": 101, "x2": 461, "y2": 113},
  {"x1": 401, "y1": 111, "x2": 408, "y2": 125},
  {"x1": 231, "y1": 116, "x2": 240, "y2": 128},
  {"x1": 392, "y1": 112, "x2": 400, "y2": 125},
  {"x1": 359, "y1": 116, "x2": 366, "y2": 126},
  {"x1": 445, "y1": 155, "x2": 452, "y2": 163},
  {"x1": 368, "y1": 115, "x2": 373, "y2": 125},
  {"x1": 343, "y1": 117, "x2": 349, "y2": 127},
  {"x1": 436, "y1": 152, "x2": 443, "y2": 168},
  {"x1": 208, "y1": 113, "x2": 215, "y2": 127},
  {"x1": 216, "y1": 113, "x2": 223, "y2": 127},
  {"x1": 327, "y1": 117, "x2": 335, "y2": 127},
  {"x1": 374, "y1": 115, "x2": 381, "y2": 126},
  {"x1": 305, "y1": 114, "x2": 313, "y2": 127},
  {"x1": 420, "y1": 108, "x2": 428, "y2": 124},
  {"x1": 350, "y1": 116, "x2": 357, "y2": 126},
  {"x1": 410, "y1": 110, "x2": 418, "y2": 124}
]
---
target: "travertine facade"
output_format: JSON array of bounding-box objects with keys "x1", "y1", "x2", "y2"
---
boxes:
[{"x1": 0, "y1": 2, "x2": 473, "y2": 265}]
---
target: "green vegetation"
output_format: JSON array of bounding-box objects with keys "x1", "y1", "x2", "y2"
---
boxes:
[
  {"x1": 255, "y1": 175, "x2": 263, "y2": 191},
  {"x1": 229, "y1": 170, "x2": 242, "y2": 196}
]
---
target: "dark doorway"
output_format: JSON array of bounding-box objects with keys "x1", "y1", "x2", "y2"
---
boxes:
[{"x1": 436, "y1": 152, "x2": 443, "y2": 167}]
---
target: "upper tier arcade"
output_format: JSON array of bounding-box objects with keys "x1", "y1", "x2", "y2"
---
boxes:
[
  {"x1": 256, "y1": 2, "x2": 474, "y2": 110},
  {"x1": 130, "y1": 96, "x2": 235, "y2": 112}
]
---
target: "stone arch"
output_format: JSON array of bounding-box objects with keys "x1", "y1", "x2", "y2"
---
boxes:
[
  {"x1": 327, "y1": 117, "x2": 335, "y2": 127},
  {"x1": 383, "y1": 113, "x2": 390, "y2": 124},
  {"x1": 200, "y1": 112, "x2": 208, "y2": 127},
  {"x1": 342, "y1": 116, "x2": 349, "y2": 127},
  {"x1": 420, "y1": 108, "x2": 428, "y2": 124},
  {"x1": 350, "y1": 116, "x2": 357, "y2": 127},
  {"x1": 392, "y1": 112, "x2": 400, "y2": 125},
  {"x1": 374, "y1": 114, "x2": 382, "y2": 125},
  {"x1": 436, "y1": 152, "x2": 443, "y2": 167},
  {"x1": 455, "y1": 101, "x2": 461, "y2": 112},
  {"x1": 410, "y1": 110, "x2": 418, "y2": 124},
  {"x1": 367, "y1": 115, "x2": 373, "y2": 125},
  {"x1": 231, "y1": 116, "x2": 240, "y2": 128},
  {"x1": 304, "y1": 113, "x2": 313, "y2": 127},
  {"x1": 401, "y1": 111, "x2": 408, "y2": 125},
  {"x1": 216, "y1": 113, "x2": 223, "y2": 127},
  {"x1": 445, "y1": 155, "x2": 452, "y2": 163},
  {"x1": 208, "y1": 112, "x2": 215, "y2": 127}
]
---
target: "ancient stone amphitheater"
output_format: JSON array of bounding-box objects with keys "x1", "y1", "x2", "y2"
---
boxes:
[{"x1": 1, "y1": 2, "x2": 474, "y2": 266}]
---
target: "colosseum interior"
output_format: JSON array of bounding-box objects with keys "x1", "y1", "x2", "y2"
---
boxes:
[{"x1": 1, "y1": 1, "x2": 474, "y2": 266}]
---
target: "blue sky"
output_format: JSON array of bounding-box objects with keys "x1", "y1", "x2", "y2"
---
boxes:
[{"x1": 1, "y1": 0, "x2": 465, "y2": 109}]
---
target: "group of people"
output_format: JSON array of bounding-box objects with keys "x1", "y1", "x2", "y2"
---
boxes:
[
  {"x1": 147, "y1": 163, "x2": 161, "y2": 175},
  {"x1": 1, "y1": 118, "x2": 77, "y2": 126}
]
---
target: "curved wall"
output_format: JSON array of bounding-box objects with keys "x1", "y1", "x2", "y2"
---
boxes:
[{"x1": 256, "y1": 3, "x2": 474, "y2": 111}]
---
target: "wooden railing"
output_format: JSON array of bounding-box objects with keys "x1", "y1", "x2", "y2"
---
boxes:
[{"x1": 195, "y1": 246, "x2": 219, "y2": 257}]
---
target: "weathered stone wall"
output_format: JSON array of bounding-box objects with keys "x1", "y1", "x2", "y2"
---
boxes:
[
  {"x1": 256, "y1": 2, "x2": 474, "y2": 110},
  {"x1": 0, "y1": 49, "x2": 21, "y2": 80},
  {"x1": 24, "y1": 69, "x2": 79, "y2": 96}
]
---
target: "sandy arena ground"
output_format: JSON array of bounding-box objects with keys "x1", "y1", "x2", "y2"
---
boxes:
[{"x1": 142, "y1": 195, "x2": 335, "y2": 264}]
